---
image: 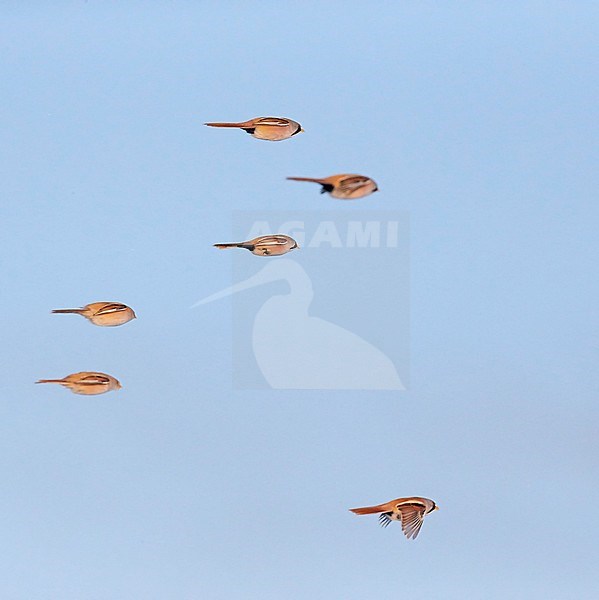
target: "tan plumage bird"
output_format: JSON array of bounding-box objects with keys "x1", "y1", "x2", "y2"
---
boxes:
[
  {"x1": 287, "y1": 174, "x2": 378, "y2": 199},
  {"x1": 350, "y1": 497, "x2": 438, "y2": 540},
  {"x1": 204, "y1": 117, "x2": 303, "y2": 141},
  {"x1": 52, "y1": 302, "x2": 136, "y2": 327},
  {"x1": 214, "y1": 235, "x2": 299, "y2": 257},
  {"x1": 35, "y1": 372, "x2": 122, "y2": 395}
]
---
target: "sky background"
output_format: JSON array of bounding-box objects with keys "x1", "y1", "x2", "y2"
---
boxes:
[{"x1": 1, "y1": 1, "x2": 598, "y2": 599}]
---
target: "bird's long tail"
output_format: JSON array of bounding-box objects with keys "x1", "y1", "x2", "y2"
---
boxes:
[
  {"x1": 51, "y1": 308, "x2": 84, "y2": 314},
  {"x1": 349, "y1": 504, "x2": 387, "y2": 515},
  {"x1": 213, "y1": 243, "x2": 254, "y2": 250},
  {"x1": 35, "y1": 379, "x2": 65, "y2": 384},
  {"x1": 286, "y1": 176, "x2": 325, "y2": 184},
  {"x1": 204, "y1": 121, "x2": 252, "y2": 128}
]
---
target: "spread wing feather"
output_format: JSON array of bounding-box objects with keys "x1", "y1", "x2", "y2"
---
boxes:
[{"x1": 397, "y1": 504, "x2": 426, "y2": 540}]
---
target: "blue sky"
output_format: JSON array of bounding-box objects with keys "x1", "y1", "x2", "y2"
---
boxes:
[{"x1": 0, "y1": 2, "x2": 598, "y2": 598}]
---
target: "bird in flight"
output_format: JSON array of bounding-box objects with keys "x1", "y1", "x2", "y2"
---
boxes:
[
  {"x1": 287, "y1": 174, "x2": 378, "y2": 199},
  {"x1": 36, "y1": 372, "x2": 122, "y2": 395},
  {"x1": 214, "y1": 235, "x2": 299, "y2": 257},
  {"x1": 349, "y1": 497, "x2": 438, "y2": 539},
  {"x1": 205, "y1": 117, "x2": 303, "y2": 141},
  {"x1": 51, "y1": 302, "x2": 136, "y2": 327}
]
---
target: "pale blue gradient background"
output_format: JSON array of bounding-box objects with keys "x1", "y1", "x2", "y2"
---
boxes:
[{"x1": 1, "y1": 2, "x2": 598, "y2": 599}]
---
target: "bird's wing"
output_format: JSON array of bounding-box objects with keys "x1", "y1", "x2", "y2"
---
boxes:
[
  {"x1": 378, "y1": 512, "x2": 393, "y2": 528},
  {"x1": 255, "y1": 118, "x2": 291, "y2": 127},
  {"x1": 396, "y1": 503, "x2": 426, "y2": 539},
  {"x1": 258, "y1": 236, "x2": 292, "y2": 247},
  {"x1": 338, "y1": 176, "x2": 369, "y2": 193},
  {"x1": 79, "y1": 375, "x2": 111, "y2": 385},
  {"x1": 94, "y1": 303, "x2": 127, "y2": 315}
]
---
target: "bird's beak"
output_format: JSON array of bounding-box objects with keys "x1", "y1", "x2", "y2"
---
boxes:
[
  {"x1": 300, "y1": 128, "x2": 305, "y2": 133},
  {"x1": 191, "y1": 267, "x2": 282, "y2": 307},
  {"x1": 435, "y1": 505, "x2": 440, "y2": 510}
]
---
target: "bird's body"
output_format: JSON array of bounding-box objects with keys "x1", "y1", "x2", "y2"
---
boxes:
[
  {"x1": 205, "y1": 117, "x2": 303, "y2": 141},
  {"x1": 350, "y1": 496, "x2": 438, "y2": 539},
  {"x1": 36, "y1": 372, "x2": 122, "y2": 395},
  {"x1": 52, "y1": 302, "x2": 136, "y2": 327},
  {"x1": 287, "y1": 174, "x2": 378, "y2": 199},
  {"x1": 214, "y1": 235, "x2": 299, "y2": 257},
  {"x1": 252, "y1": 296, "x2": 402, "y2": 389}
]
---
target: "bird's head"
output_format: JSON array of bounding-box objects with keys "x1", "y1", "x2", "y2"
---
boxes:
[
  {"x1": 291, "y1": 122, "x2": 304, "y2": 136},
  {"x1": 192, "y1": 259, "x2": 313, "y2": 307}
]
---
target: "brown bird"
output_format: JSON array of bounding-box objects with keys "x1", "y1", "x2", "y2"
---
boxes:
[
  {"x1": 35, "y1": 372, "x2": 122, "y2": 395},
  {"x1": 204, "y1": 117, "x2": 303, "y2": 141},
  {"x1": 214, "y1": 235, "x2": 299, "y2": 257},
  {"x1": 52, "y1": 302, "x2": 136, "y2": 327},
  {"x1": 287, "y1": 174, "x2": 378, "y2": 200},
  {"x1": 349, "y1": 497, "x2": 438, "y2": 540}
]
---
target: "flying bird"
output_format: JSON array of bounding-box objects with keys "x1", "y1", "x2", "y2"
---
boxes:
[
  {"x1": 51, "y1": 302, "x2": 136, "y2": 327},
  {"x1": 214, "y1": 235, "x2": 299, "y2": 257},
  {"x1": 204, "y1": 117, "x2": 303, "y2": 141},
  {"x1": 287, "y1": 174, "x2": 378, "y2": 199},
  {"x1": 350, "y1": 497, "x2": 438, "y2": 539},
  {"x1": 35, "y1": 372, "x2": 122, "y2": 395}
]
